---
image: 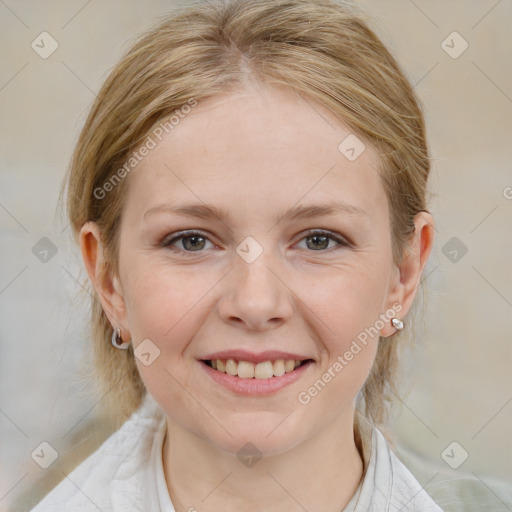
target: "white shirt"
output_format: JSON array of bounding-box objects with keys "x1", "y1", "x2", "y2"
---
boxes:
[{"x1": 29, "y1": 392, "x2": 445, "y2": 511}]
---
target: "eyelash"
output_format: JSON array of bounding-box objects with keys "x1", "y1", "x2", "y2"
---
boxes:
[{"x1": 162, "y1": 229, "x2": 349, "y2": 255}]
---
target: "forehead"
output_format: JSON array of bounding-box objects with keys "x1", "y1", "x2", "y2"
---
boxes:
[{"x1": 123, "y1": 84, "x2": 386, "y2": 224}]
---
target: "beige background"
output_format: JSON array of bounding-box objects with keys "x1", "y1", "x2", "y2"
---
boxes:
[{"x1": 0, "y1": 0, "x2": 511, "y2": 510}]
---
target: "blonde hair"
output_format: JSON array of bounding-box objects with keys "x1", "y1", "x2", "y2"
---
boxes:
[{"x1": 61, "y1": 0, "x2": 431, "y2": 430}]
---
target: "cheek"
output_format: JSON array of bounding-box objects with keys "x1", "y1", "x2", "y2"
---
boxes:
[
  {"x1": 122, "y1": 258, "x2": 207, "y2": 341},
  {"x1": 122, "y1": 262, "x2": 209, "y2": 409},
  {"x1": 310, "y1": 260, "x2": 390, "y2": 340},
  {"x1": 299, "y1": 281, "x2": 382, "y2": 414},
  {"x1": 305, "y1": 258, "x2": 389, "y2": 390}
]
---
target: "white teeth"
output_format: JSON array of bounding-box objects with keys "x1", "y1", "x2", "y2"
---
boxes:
[
  {"x1": 237, "y1": 360, "x2": 255, "y2": 379},
  {"x1": 254, "y1": 361, "x2": 274, "y2": 379},
  {"x1": 272, "y1": 359, "x2": 285, "y2": 376},
  {"x1": 284, "y1": 360, "x2": 296, "y2": 373},
  {"x1": 209, "y1": 358, "x2": 307, "y2": 378},
  {"x1": 225, "y1": 359, "x2": 238, "y2": 376}
]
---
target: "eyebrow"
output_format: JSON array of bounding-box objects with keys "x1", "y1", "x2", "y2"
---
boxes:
[{"x1": 143, "y1": 201, "x2": 368, "y2": 224}]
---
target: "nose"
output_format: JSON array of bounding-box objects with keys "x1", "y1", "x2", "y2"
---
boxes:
[{"x1": 216, "y1": 247, "x2": 294, "y2": 332}]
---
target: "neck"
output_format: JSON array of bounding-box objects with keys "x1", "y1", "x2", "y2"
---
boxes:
[{"x1": 162, "y1": 412, "x2": 364, "y2": 512}]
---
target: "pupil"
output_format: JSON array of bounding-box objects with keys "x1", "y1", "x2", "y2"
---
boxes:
[
  {"x1": 307, "y1": 235, "x2": 328, "y2": 250},
  {"x1": 184, "y1": 236, "x2": 204, "y2": 251}
]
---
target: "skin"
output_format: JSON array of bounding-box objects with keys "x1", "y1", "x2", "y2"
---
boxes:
[{"x1": 80, "y1": 82, "x2": 434, "y2": 512}]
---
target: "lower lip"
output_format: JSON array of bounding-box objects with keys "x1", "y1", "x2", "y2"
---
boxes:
[{"x1": 198, "y1": 360, "x2": 314, "y2": 396}]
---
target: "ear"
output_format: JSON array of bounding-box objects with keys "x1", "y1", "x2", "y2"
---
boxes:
[
  {"x1": 381, "y1": 211, "x2": 435, "y2": 336},
  {"x1": 79, "y1": 221, "x2": 130, "y2": 341}
]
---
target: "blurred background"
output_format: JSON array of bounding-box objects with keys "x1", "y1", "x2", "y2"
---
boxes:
[{"x1": 0, "y1": 0, "x2": 511, "y2": 510}]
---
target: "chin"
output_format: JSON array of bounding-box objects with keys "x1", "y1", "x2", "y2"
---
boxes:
[{"x1": 200, "y1": 413, "x2": 309, "y2": 458}]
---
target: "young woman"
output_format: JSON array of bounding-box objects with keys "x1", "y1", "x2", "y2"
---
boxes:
[{"x1": 31, "y1": 0, "x2": 443, "y2": 510}]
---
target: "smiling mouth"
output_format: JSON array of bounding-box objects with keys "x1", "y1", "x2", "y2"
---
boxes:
[{"x1": 201, "y1": 358, "x2": 313, "y2": 379}]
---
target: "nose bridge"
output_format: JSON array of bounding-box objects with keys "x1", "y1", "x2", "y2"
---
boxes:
[{"x1": 218, "y1": 235, "x2": 293, "y2": 330}]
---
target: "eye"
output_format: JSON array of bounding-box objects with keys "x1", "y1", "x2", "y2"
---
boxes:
[
  {"x1": 162, "y1": 231, "x2": 214, "y2": 253},
  {"x1": 297, "y1": 229, "x2": 349, "y2": 252},
  {"x1": 162, "y1": 229, "x2": 349, "y2": 255}
]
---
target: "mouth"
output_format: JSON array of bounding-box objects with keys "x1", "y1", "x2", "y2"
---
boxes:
[
  {"x1": 199, "y1": 356, "x2": 314, "y2": 396},
  {"x1": 200, "y1": 358, "x2": 314, "y2": 379}
]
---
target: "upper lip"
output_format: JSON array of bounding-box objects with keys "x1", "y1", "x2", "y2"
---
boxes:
[{"x1": 200, "y1": 349, "x2": 312, "y2": 364}]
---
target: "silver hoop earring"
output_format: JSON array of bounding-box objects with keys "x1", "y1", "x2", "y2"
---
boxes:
[
  {"x1": 391, "y1": 317, "x2": 404, "y2": 331},
  {"x1": 111, "y1": 328, "x2": 131, "y2": 349}
]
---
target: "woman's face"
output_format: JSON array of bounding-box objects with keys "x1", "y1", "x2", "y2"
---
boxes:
[{"x1": 91, "y1": 84, "x2": 416, "y2": 455}]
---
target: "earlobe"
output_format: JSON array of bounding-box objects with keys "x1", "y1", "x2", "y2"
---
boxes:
[{"x1": 79, "y1": 221, "x2": 129, "y2": 335}]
